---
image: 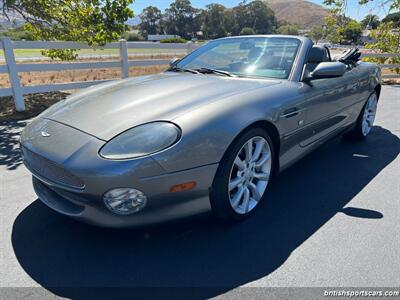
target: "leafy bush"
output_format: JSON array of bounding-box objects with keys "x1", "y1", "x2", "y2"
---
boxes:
[
  {"x1": 364, "y1": 22, "x2": 400, "y2": 74},
  {"x1": 239, "y1": 27, "x2": 255, "y2": 35},
  {"x1": 160, "y1": 37, "x2": 187, "y2": 43},
  {"x1": 0, "y1": 26, "x2": 35, "y2": 40},
  {"x1": 276, "y1": 24, "x2": 299, "y2": 35},
  {"x1": 382, "y1": 11, "x2": 400, "y2": 27},
  {"x1": 123, "y1": 32, "x2": 145, "y2": 41}
]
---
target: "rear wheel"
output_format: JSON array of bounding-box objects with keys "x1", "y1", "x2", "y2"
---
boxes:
[
  {"x1": 344, "y1": 92, "x2": 378, "y2": 140},
  {"x1": 210, "y1": 128, "x2": 275, "y2": 221}
]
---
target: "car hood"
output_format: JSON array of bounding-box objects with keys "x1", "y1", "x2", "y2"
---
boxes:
[{"x1": 41, "y1": 72, "x2": 280, "y2": 140}]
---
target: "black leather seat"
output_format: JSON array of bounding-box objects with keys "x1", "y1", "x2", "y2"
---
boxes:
[{"x1": 306, "y1": 46, "x2": 331, "y2": 72}]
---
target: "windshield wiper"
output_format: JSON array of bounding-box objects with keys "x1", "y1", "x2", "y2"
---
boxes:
[
  {"x1": 167, "y1": 66, "x2": 199, "y2": 74},
  {"x1": 194, "y1": 67, "x2": 234, "y2": 77}
]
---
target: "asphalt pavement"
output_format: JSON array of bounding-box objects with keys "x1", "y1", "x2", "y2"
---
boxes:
[{"x1": 0, "y1": 86, "x2": 399, "y2": 299}]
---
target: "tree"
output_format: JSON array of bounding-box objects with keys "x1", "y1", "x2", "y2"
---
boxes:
[
  {"x1": 0, "y1": 26, "x2": 35, "y2": 41},
  {"x1": 276, "y1": 24, "x2": 299, "y2": 35},
  {"x1": 201, "y1": 4, "x2": 228, "y2": 39},
  {"x1": 309, "y1": 26, "x2": 326, "y2": 42},
  {"x1": 382, "y1": 11, "x2": 400, "y2": 27},
  {"x1": 239, "y1": 27, "x2": 255, "y2": 35},
  {"x1": 326, "y1": 18, "x2": 362, "y2": 44},
  {"x1": 323, "y1": 0, "x2": 400, "y2": 73},
  {"x1": 230, "y1": 2, "x2": 248, "y2": 35},
  {"x1": 1, "y1": 0, "x2": 133, "y2": 60},
  {"x1": 323, "y1": 0, "x2": 363, "y2": 45},
  {"x1": 361, "y1": 14, "x2": 380, "y2": 29},
  {"x1": 365, "y1": 22, "x2": 400, "y2": 74},
  {"x1": 230, "y1": 0, "x2": 276, "y2": 35},
  {"x1": 163, "y1": 0, "x2": 200, "y2": 39},
  {"x1": 323, "y1": 0, "x2": 400, "y2": 12},
  {"x1": 139, "y1": 6, "x2": 162, "y2": 36},
  {"x1": 245, "y1": 0, "x2": 277, "y2": 34},
  {"x1": 324, "y1": 11, "x2": 351, "y2": 43},
  {"x1": 341, "y1": 20, "x2": 362, "y2": 44}
]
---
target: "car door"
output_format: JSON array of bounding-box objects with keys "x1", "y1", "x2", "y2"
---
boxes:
[{"x1": 298, "y1": 66, "x2": 360, "y2": 148}]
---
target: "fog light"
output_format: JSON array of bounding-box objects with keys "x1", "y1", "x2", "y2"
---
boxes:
[{"x1": 103, "y1": 188, "x2": 147, "y2": 215}]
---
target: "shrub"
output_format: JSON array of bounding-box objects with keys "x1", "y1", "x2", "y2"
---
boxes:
[
  {"x1": 0, "y1": 26, "x2": 35, "y2": 40},
  {"x1": 160, "y1": 37, "x2": 187, "y2": 43},
  {"x1": 239, "y1": 27, "x2": 256, "y2": 36},
  {"x1": 124, "y1": 32, "x2": 145, "y2": 41}
]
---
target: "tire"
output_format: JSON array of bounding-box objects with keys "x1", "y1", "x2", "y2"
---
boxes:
[
  {"x1": 210, "y1": 128, "x2": 275, "y2": 222},
  {"x1": 344, "y1": 92, "x2": 378, "y2": 140}
]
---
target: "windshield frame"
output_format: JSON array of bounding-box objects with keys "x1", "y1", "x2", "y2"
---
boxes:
[{"x1": 173, "y1": 36, "x2": 304, "y2": 81}]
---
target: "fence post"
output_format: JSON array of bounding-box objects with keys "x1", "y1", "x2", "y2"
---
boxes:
[
  {"x1": 1, "y1": 37, "x2": 25, "y2": 111},
  {"x1": 119, "y1": 39, "x2": 129, "y2": 79}
]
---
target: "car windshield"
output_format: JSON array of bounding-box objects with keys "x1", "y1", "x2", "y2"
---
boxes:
[{"x1": 175, "y1": 37, "x2": 301, "y2": 79}]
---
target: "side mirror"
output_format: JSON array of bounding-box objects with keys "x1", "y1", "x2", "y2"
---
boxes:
[
  {"x1": 311, "y1": 62, "x2": 347, "y2": 79},
  {"x1": 169, "y1": 57, "x2": 180, "y2": 67}
]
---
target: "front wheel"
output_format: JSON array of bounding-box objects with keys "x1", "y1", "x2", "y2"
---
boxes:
[
  {"x1": 344, "y1": 92, "x2": 378, "y2": 140},
  {"x1": 210, "y1": 128, "x2": 275, "y2": 222}
]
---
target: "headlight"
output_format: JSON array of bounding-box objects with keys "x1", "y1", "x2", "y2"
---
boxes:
[{"x1": 99, "y1": 122, "x2": 181, "y2": 159}]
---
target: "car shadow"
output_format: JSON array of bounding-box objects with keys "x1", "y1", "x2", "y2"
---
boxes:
[
  {"x1": 0, "y1": 120, "x2": 28, "y2": 170},
  {"x1": 11, "y1": 126, "x2": 400, "y2": 299}
]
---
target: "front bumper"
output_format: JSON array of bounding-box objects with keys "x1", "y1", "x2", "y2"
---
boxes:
[
  {"x1": 21, "y1": 117, "x2": 218, "y2": 227},
  {"x1": 31, "y1": 161, "x2": 217, "y2": 228}
]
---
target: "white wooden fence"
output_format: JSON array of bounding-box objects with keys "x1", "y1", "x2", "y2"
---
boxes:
[
  {"x1": 0, "y1": 38, "x2": 196, "y2": 111},
  {"x1": 0, "y1": 37, "x2": 399, "y2": 112}
]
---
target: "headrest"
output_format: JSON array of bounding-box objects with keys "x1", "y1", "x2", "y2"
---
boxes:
[{"x1": 307, "y1": 46, "x2": 329, "y2": 63}]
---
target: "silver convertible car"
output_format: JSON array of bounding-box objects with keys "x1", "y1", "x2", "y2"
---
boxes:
[{"x1": 20, "y1": 35, "x2": 381, "y2": 227}]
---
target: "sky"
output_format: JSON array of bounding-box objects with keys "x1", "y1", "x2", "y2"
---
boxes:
[{"x1": 130, "y1": 0, "x2": 392, "y2": 21}]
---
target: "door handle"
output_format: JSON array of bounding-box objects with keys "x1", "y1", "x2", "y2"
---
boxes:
[{"x1": 282, "y1": 107, "x2": 300, "y2": 118}]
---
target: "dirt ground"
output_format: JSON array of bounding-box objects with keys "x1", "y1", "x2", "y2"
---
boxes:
[
  {"x1": 0, "y1": 65, "x2": 168, "y2": 88},
  {"x1": 0, "y1": 92, "x2": 70, "y2": 121}
]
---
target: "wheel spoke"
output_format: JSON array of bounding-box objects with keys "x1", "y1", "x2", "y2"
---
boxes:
[
  {"x1": 229, "y1": 177, "x2": 242, "y2": 191},
  {"x1": 231, "y1": 186, "x2": 244, "y2": 208},
  {"x1": 254, "y1": 152, "x2": 270, "y2": 168},
  {"x1": 248, "y1": 182, "x2": 262, "y2": 201},
  {"x1": 251, "y1": 139, "x2": 265, "y2": 162},
  {"x1": 241, "y1": 187, "x2": 250, "y2": 213},
  {"x1": 245, "y1": 139, "x2": 253, "y2": 162},
  {"x1": 362, "y1": 121, "x2": 369, "y2": 135},
  {"x1": 253, "y1": 171, "x2": 269, "y2": 180},
  {"x1": 234, "y1": 157, "x2": 246, "y2": 170},
  {"x1": 361, "y1": 95, "x2": 378, "y2": 137}
]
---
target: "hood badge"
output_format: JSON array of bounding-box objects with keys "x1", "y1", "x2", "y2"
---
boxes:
[{"x1": 41, "y1": 131, "x2": 51, "y2": 137}]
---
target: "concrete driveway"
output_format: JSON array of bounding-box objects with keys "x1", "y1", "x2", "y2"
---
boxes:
[{"x1": 0, "y1": 86, "x2": 399, "y2": 299}]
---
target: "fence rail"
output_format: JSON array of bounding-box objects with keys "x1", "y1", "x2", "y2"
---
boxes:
[
  {"x1": 0, "y1": 38, "x2": 195, "y2": 111},
  {"x1": 0, "y1": 38, "x2": 399, "y2": 111}
]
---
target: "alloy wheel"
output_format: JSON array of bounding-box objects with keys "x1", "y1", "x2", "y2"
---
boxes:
[
  {"x1": 228, "y1": 136, "x2": 272, "y2": 214},
  {"x1": 362, "y1": 93, "x2": 378, "y2": 136}
]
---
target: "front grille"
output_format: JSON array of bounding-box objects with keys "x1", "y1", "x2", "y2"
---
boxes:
[{"x1": 22, "y1": 146, "x2": 84, "y2": 189}]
